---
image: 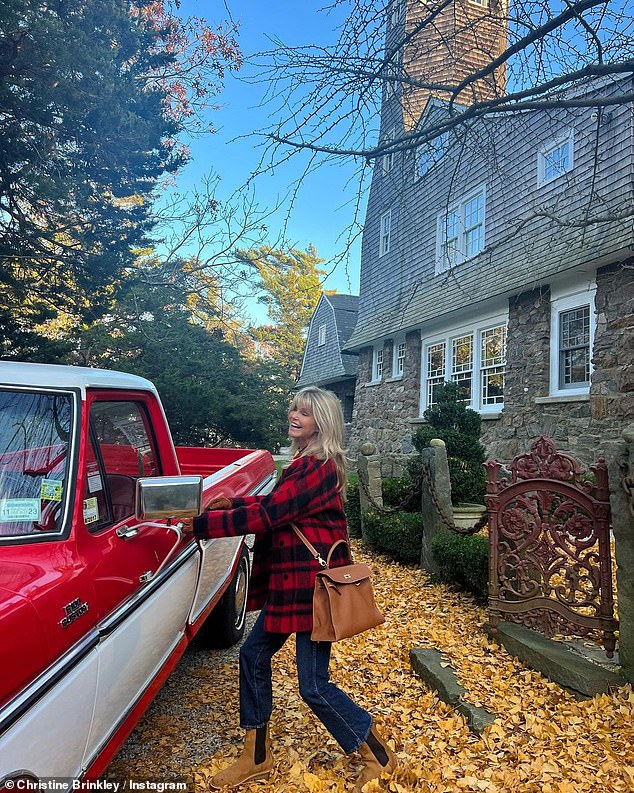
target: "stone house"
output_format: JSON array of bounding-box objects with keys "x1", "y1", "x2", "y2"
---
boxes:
[
  {"x1": 344, "y1": 0, "x2": 633, "y2": 470},
  {"x1": 296, "y1": 293, "x2": 359, "y2": 439}
]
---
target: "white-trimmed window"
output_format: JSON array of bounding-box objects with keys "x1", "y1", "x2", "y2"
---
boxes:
[
  {"x1": 372, "y1": 346, "x2": 384, "y2": 383},
  {"x1": 389, "y1": 0, "x2": 405, "y2": 28},
  {"x1": 383, "y1": 53, "x2": 401, "y2": 100},
  {"x1": 538, "y1": 131, "x2": 574, "y2": 186},
  {"x1": 393, "y1": 338, "x2": 406, "y2": 377},
  {"x1": 436, "y1": 186, "x2": 485, "y2": 273},
  {"x1": 549, "y1": 285, "x2": 596, "y2": 396},
  {"x1": 421, "y1": 317, "x2": 507, "y2": 414},
  {"x1": 416, "y1": 132, "x2": 448, "y2": 178},
  {"x1": 379, "y1": 210, "x2": 392, "y2": 256},
  {"x1": 317, "y1": 324, "x2": 326, "y2": 346},
  {"x1": 382, "y1": 127, "x2": 396, "y2": 175}
]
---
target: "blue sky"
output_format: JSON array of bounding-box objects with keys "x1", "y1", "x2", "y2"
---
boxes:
[{"x1": 172, "y1": 1, "x2": 367, "y2": 321}]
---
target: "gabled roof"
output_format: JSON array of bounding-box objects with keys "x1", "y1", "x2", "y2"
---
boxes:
[
  {"x1": 296, "y1": 294, "x2": 359, "y2": 388},
  {"x1": 326, "y1": 294, "x2": 359, "y2": 345}
]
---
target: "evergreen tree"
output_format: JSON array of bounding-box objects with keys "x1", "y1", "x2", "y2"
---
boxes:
[
  {"x1": 80, "y1": 263, "x2": 287, "y2": 449},
  {"x1": 409, "y1": 381, "x2": 487, "y2": 505},
  {"x1": 0, "y1": 0, "x2": 240, "y2": 359}
]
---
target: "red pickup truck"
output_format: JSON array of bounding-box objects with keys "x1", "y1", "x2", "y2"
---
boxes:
[{"x1": 0, "y1": 362, "x2": 277, "y2": 785}]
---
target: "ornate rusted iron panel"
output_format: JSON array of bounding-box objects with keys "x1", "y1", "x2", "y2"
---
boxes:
[{"x1": 485, "y1": 436, "x2": 618, "y2": 656}]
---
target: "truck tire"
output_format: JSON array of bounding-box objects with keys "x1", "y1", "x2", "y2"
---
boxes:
[{"x1": 198, "y1": 546, "x2": 250, "y2": 648}]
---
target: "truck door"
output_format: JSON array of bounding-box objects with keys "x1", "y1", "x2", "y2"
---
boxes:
[{"x1": 75, "y1": 394, "x2": 198, "y2": 768}]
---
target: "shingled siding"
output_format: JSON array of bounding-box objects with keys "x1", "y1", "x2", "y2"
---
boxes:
[
  {"x1": 297, "y1": 297, "x2": 345, "y2": 387},
  {"x1": 348, "y1": 79, "x2": 634, "y2": 351},
  {"x1": 349, "y1": 265, "x2": 633, "y2": 469},
  {"x1": 402, "y1": 0, "x2": 507, "y2": 129}
]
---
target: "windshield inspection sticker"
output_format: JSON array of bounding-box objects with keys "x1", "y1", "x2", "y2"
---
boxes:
[
  {"x1": 0, "y1": 498, "x2": 41, "y2": 522},
  {"x1": 83, "y1": 497, "x2": 99, "y2": 524},
  {"x1": 41, "y1": 478, "x2": 63, "y2": 501}
]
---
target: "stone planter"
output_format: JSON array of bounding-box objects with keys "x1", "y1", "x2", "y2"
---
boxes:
[{"x1": 452, "y1": 503, "x2": 487, "y2": 530}]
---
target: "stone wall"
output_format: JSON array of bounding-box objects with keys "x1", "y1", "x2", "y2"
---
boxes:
[
  {"x1": 326, "y1": 378, "x2": 357, "y2": 444},
  {"x1": 348, "y1": 331, "x2": 421, "y2": 475},
  {"x1": 487, "y1": 263, "x2": 633, "y2": 465},
  {"x1": 350, "y1": 263, "x2": 633, "y2": 470}
]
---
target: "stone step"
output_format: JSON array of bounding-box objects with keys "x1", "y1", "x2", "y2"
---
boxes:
[{"x1": 484, "y1": 621, "x2": 627, "y2": 697}]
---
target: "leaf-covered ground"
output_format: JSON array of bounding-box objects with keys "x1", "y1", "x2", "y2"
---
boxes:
[{"x1": 107, "y1": 543, "x2": 633, "y2": 791}]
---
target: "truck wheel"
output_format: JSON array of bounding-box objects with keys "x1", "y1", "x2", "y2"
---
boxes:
[{"x1": 199, "y1": 547, "x2": 250, "y2": 648}]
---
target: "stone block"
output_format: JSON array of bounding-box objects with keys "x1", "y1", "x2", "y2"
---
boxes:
[
  {"x1": 410, "y1": 648, "x2": 497, "y2": 735},
  {"x1": 485, "y1": 622, "x2": 626, "y2": 696}
]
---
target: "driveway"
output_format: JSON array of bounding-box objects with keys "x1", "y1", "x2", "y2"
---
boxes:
[{"x1": 106, "y1": 544, "x2": 634, "y2": 792}]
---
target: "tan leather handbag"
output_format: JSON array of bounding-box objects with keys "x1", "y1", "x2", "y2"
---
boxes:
[{"x1": 291, "y1": 524, "x2": 385, "y2": 642}]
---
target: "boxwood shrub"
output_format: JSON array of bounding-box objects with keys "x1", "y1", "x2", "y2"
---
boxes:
[
  {"x1": 363, "y1": 510, "x2": 423, "y2": 564},
  {"x1": 382, "y1": 475, "x2": 419, "y2": 512},
  {"x1": 431, "y1": 532, "x2": 489, "y2": 601}
]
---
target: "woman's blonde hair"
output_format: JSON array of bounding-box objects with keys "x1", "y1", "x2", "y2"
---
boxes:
[{"x1": 289, "y1": 386, "x2": 348, "y2": 499}]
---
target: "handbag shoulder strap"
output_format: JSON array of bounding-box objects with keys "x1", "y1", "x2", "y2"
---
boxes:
[{"x1": 291, "y1": 524, "x2": 351, "y2": 569}]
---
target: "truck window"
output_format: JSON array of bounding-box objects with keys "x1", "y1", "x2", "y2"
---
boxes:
[
  {"x1": 0, "y1": 389, "x2": 74, "y2": 539},
  {"x1": 86, "y1": 401, "x2": 160, "y2": 527}
]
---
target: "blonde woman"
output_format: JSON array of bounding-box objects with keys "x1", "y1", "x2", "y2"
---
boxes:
[{"x1": 192, "y1": 386, "x2": 396, "y2": 790}]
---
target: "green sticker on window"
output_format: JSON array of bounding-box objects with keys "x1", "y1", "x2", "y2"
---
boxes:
[{"x1": 41, "y1": 479, "x2": 63, "y2": 501}]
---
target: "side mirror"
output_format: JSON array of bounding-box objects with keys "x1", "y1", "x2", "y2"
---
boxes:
[{"x1": 135, "y1": 476, "x2": 203, "y2": 521}]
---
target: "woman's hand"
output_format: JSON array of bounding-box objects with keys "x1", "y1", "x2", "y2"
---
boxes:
[{"x1": 207, "y1": 495, "x2": 232, "y2": 510}]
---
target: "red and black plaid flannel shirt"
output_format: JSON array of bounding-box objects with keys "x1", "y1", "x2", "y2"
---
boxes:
[{"x1": 193, "y1": 454, "x2": 350, "y2": 634}]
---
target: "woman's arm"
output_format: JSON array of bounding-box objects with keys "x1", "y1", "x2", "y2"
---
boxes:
[{"x1": 193, "y1": 456, "x2": 337, "y2": 540}]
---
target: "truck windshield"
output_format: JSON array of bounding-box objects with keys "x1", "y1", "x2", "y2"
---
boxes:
[{"x1": 0, "y1": 389, "x2": 74, "y2": 539}]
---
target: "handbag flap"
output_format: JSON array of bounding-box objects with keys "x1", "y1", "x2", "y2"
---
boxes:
[{"x1": 317, "y1": 563, "x2": 373, "y2": 585}]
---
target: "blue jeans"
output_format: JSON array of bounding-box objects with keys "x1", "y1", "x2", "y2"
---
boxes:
[{"x1": 239, "y1": 609, "x2": 372, "y2": 753}]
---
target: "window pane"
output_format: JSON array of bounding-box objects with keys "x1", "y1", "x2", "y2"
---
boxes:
[
  {"x1": 560, "y1": 306, "x2": 589, "y2": 348},
  {"x1": 428, "y1": 377, "x2": 445, "y2": 406},
  {"x1": 543, "y1": 140, "x2": 571, "y2": 182},
  {"x1": 452, "y1": 335, "x2": 473, "y2": 373},
  {"x1": 464, "y1": 194, "x2": 484, "y2": 229},
  {"x1": 481, "y1": 325, "x2": 507, "y2": 367},
  {"x1": 561, "y1": 347, "x2": 590, "y2": 386},
  {"x1": 482, "y1": 367, "x2": 505, "y2": 405},
  {"x1": 559, "y1": 305, "x2": 590, "y2": 387},
  {"x1": 396, "y1": 342, "x2": 406, "y2": 374},
  {"x1": 465, "y1": 226, "x2": 483, "y2": 257},
  {"x1": 0, "y1": 390, "x2": 73, "y2": 538},
  {"x1": 427, "y1": 343, "x2": 445, "y2": 377},
  {"x1": 446, "y1": 208, "x2": 460, "y2": 239},
  {"x1": 380, "y1": 212, "x2": 391, "y2": 255},
  {"x1": 451, "y1": 373, "x2": 472, "y2": 402},
  {"x1": 91, "y1": 402, "x2": 159, "y2": 477},
  {"x1": 426, "y1": 343, "x2": 445, "y2": 406},
  {"x1": 375, "y1": 348, "x2": 383, "y2": 380}
]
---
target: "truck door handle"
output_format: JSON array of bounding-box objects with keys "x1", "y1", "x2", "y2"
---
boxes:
[
  {"x1": 138, "y1": 522, "x2": 183, "y2": 584},
  {"x1": 116, "y1": 525, "x2": 139, "y2": 539}
]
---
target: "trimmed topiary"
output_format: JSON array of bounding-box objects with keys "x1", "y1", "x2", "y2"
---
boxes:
[{"x1": 409, "y1": 381, "x2": 487, "y2": 506}]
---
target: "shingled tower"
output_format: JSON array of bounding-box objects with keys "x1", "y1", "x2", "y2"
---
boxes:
[{"x1": 387, "y1": 0, "x2": 508, "y2": 130}]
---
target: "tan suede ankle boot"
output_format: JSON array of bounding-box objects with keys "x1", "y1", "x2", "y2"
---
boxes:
[
  {"x1": 354, "y1": 727, "x2": 397, "y2": 792},
  {"x1": 210, "y1": 725, "x2": 273, "y2": 790}
]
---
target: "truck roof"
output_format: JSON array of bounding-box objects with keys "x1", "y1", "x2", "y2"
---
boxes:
[{"x1": 0, "y1": 361, "x2": 158, "y2": 396}]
